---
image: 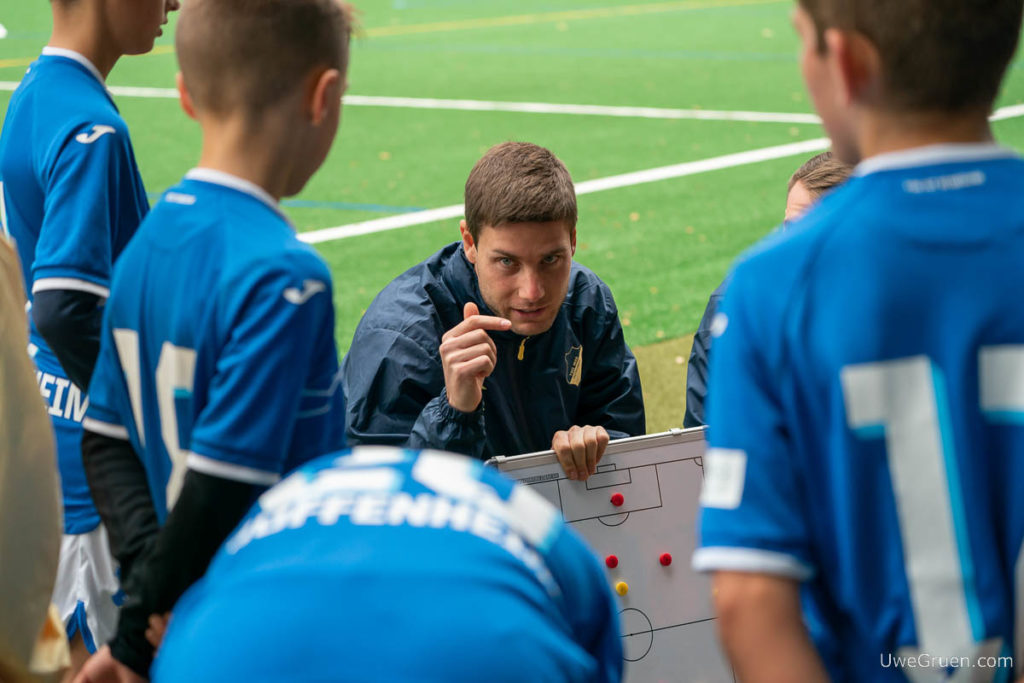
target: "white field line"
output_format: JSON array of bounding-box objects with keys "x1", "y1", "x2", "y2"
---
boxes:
[
  {"x1": 299, "y1": 137, "x2": 831, "y2": 244},
  {"x1": 0, "y1": 81, "x2": 819, "y2": 123},
  {"x1": 991, "y1": 103, "x2": 1024, "y2": 121},
  {"x1": 4, "y1": 80, "x2": 1023, "y2": 244},
  {"x1": 342, "y1": 95, "x2": 824, "y2": 124},
  {"x1": 5, "y1": 79, "x2": 1023, "y2": 125}
]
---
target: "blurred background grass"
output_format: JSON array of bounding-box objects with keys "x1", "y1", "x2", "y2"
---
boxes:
[{"x1": 3, "y1": 1, "x2": 1022, "y2": 431}]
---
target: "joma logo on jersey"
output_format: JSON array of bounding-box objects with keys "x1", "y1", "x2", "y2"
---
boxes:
[
  {"x1": 75, "y1": 124, "x2": 116, "y2": 144},
  {"x1": 564, "y1": 345, "x2": 582, "y2": 386},
  {"x1": 283, "y1": 279, "x2": 327, "y2": 305}
]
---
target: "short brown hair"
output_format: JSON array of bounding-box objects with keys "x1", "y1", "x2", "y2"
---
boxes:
[
  {"x1": 464, "y1": 142, "x2": 577, "y2": 241},
  {"x1": 175, "y1": 0, "x2": 354, "y2": 118},
  {"x1": 788, "y1": 150, "x2": 852, "y2": 196},
  {"x1": 799, "y1": 0, "x2": 1023, "y2": 112}
]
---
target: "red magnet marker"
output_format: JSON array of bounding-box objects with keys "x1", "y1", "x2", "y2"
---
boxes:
[
  {"x1": 659, "y1": 553, "x2": 673, "y2": 567},
  {"x1": 610, "y1": 492, "x2": 624, "y2": 507},
  {"x1": 606, "y1": 555, "x2": 619, "y2": 569}
]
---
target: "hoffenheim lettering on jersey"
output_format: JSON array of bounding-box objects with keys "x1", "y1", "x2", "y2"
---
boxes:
[
  {"x1": 36, "y1": 371, "x2": 88, "y2": 423},
  {"x1": 153, "y1": 448, "x2": 623, "y2": 683}
]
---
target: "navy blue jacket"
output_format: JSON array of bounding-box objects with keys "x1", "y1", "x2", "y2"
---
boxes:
[
  {"x1": 684, "y1": 279, "x2": 727, "y2": 428},
  {"x1": 342, "y1": 242, "x2": 645, "y2": 459}
]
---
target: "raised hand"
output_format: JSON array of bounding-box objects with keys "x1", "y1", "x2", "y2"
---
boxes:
[{"x1": 440, "y1": 302, "x2": 510, "y2": 413}]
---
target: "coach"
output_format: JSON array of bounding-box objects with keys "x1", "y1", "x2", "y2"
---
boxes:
[{"x1": 341, "y1": 142, "x2": 645, "y2": 479}]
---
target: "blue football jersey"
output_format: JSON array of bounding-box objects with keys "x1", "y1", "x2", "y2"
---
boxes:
[
  {"x1": 0, "y1": 48, "x2": 149, "y2": 533},
  {"x1": 694, "y1": 144, "x2": 1024, "y2": 681},
  {"x1": 84, "y1": 169, "x2": 346, "y2": 519},
  {"x1": 152, "y1": 447, "x2": 623, "y2": 683}
]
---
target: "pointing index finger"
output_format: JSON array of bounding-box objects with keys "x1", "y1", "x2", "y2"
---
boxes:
[{"x1": 452, "y1": 314, "x2": 511, "y2": 335}]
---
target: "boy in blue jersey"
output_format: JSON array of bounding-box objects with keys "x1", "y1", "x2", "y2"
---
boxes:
[
  {"x1": 0, "y1": 0, "x2": 178, "y2": 670},
  {"x1": 76, "y1": 0, "x2": 353, "y2": 679},
  {"x1": 693, "y1": 1, "x2": 1024, "y2": 681},
  {"x1": 151, "y1": 446, "x2": 623, "y2": 683}
]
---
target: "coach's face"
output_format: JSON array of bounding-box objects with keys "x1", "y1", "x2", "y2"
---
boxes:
[{"x1": 462, "y1": 220, "x2": 575, "y2": 336}]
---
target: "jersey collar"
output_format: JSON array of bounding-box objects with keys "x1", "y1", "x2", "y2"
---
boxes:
[
  {"x1": 855, "y1": 143, "x2": 1019, "y2": 177},
  {"x1": 184, "y1": 168, "x2": 291, "y2": 226},
  {"x1": 40, "y1": 47, "x2": 105, "y2": 85}
]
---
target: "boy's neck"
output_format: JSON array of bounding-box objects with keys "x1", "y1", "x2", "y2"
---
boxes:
[
  {"x1": 195, "y1": 117, "x2": 299, "y2": 201},
  {"x1": 48, "y1": 4, "x2": 119, "y2": 80},
  {"x1": 858, "y1": 108, "x2": 995, "y2": 161}
]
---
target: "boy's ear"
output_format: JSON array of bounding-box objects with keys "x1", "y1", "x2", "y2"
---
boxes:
[
  {"x1": 309, "y1": 68, "x2": 341, "y2": 125},
  {"x1": 176, "y1": 72, "x2": 197, "y2": 120},
  {"x1": 570, "y1": 227, "x2": 577, "y2": 256},
  {"x1": 825, "y1": 28, "x2": 881, "y2": 106},
  {"x1": 460, "y1": 220, "x2": 477, "y2": 264}
]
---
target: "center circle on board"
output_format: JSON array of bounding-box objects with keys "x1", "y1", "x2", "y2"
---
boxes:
[{"x1": 619, "y1": 607, "x2": 654, "y2": 662}]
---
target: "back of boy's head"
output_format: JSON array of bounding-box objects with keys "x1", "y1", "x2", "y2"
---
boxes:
[
  {"x1": 464, "y1": 142, "x2": 578, "y2": 242},
  {"x1": 175, "y1": 0, "x2": 354, "y2": 120},
  {"x1": 788, "y1": 151, "x2": 852, "y2": 195},
  {"x1": 799, "y1": 0, "x2": 1023, "y2": 113}
]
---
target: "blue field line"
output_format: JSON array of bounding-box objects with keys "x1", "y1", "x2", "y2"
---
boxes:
[{"x1": 146, "y1": 192, "x2": 423, "y2": 214}]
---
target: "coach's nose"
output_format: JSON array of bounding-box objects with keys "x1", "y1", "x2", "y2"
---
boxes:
[{"x1": 518, "y1": 269, "x2": 544, "y2": 303}]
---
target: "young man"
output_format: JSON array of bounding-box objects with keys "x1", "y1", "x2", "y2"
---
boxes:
[
  {"x1": 343, "y1": 142, "x2": 645, "y2": 480},
  {"x1": 150, "y1": 446, "x2": 623, "y2": 682},
  {"x1": 0, "y1": 0, "x2": 178, "y2": 669},
  {"x1": 77, "y1": 0, "x2": 352, "y2": 678},
  {"x1": 684, "y1": 151, "x2": 851, "y2": 428},
  {"x1": 693, "y1": 1, "x2": 1024, "y2": 681}
]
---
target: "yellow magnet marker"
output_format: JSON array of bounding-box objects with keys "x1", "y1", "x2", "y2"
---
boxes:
[{"x1": 615, "y1": 581, "x2": 629, "y2": 596}]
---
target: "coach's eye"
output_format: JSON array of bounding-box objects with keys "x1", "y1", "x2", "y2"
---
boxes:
[
  {"x1": 542, "y1": 254, "x2": 560, "y2": 265},
  {"x1": 498, "y1": 257, "x2": 514, "y2": 267}
]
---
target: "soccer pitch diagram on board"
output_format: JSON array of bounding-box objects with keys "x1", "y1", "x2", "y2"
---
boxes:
[{"x1": 490, "y1": 428, "x2": 735, "y2": 683}]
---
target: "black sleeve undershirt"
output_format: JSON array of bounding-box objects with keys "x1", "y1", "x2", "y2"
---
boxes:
[
  {"x1": 31, "y1": 288, "x2": 102, "y2": 391},
  {"x1": 81, "y1": 430, "x2": 160, "y2": 586},
  {"x1": 110, "y1": 469, "x2": 259, "y2": 677}
]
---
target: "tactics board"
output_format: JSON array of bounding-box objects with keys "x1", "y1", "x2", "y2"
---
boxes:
[{"x1": 489, "y1": 428, "x2": 734, "y2": 683}]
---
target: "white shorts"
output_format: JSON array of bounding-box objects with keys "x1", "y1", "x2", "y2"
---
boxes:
[{"x1": 52, "y1": 525, "x2": 121, "y2": 652}]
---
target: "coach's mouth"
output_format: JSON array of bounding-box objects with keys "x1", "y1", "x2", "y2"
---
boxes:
[{"x1": 512, "y1": 307, "x2": 547, "y2": 320}]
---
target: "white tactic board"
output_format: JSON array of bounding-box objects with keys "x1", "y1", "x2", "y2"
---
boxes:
[{"x1": 489, "y1": 428, "x2": 734, "y2": 683}]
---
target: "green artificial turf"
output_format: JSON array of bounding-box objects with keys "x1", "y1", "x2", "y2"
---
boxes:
[{"x1": 3, "y1": 0, "x2": 1023, "y2": 431}]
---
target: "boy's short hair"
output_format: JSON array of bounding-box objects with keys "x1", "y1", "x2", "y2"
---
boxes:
[
  {"x1": 175, "y1": 0, "x2": 354, "y2": 119},
  {"x1": 788, "y1": 150, "x2": 852, "y2": 195},
  {"x1": 464, "y1": 142, "x2": 578, "y2": 241},
  {"x1": 799, "y1": 0, "x2": 1023, "y2": 113}
]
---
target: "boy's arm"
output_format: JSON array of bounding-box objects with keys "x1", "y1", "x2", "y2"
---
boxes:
[
  {"x1": 106, "y1": 470, "x2": 257, "y2": 676},
  {"x1": 32, "y1": 289, "x2": 103, "y2": 391},
  {"x1": 33, "y1": 120, "x2": 145, "y2": 384},
  {"x1": 711, "y1": 571, "x2": 828, "y2": 683},
  {"x1": 343, "y1": 326, "x2": 487, "y2": 458},
  {"x1": 80, "y1": 430, "x2": 158, "y2": 585}
]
